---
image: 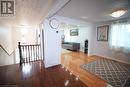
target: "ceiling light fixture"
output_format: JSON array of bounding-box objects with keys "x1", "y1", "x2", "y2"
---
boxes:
[
  {"x1": 110, "y1": 9, "x2": 127, "y2": 18},
  {"x1": 81, "y1": 16, "x2": 88, "y2": 19}
]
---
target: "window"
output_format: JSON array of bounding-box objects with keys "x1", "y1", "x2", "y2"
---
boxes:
[{"x1": 109, "y1": 20, "x2": 130, "y2": 52}]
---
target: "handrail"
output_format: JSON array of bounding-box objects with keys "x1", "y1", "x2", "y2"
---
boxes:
[
  {"x1": 0, "y1": 45, "x2": 15, "y2": 56},
  {"x1": 20, "y1": 44, "x2": 40, "y2": 46}
]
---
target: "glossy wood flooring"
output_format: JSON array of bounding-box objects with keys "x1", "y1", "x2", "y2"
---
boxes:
[
  {"x1": 61, "y1": 52, "x2": 111, "y2": 87},
  {"x1": 0, "y1": 60, "x2": 87, "y2": 87}
]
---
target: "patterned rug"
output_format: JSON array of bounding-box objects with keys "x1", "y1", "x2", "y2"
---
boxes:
[{"x1": 81, "y1": 58, "x2": 130, "y2": 87}]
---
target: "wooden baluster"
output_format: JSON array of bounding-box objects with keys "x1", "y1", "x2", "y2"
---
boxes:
[
  {"x1": 24, "y1": 46, "x2": 26, "y2": 63},
  {"x1": 39, "y1": 45, "x2": 41, "y2": 60},
  {"x1": 23, "y1": 46, "x2": 25, "y2": 62},
  {"x1": 28, "y1": 46, "x2": 30, "y2": 62},
  {"x1": 33, "y1": 45, "x2": 35, "y2": 61},
  {"x1": 29, "y1": 46, "x2": 31, "y2": 62},
  {"x1": 21, "y1": 46, "x2": 22, "y2": 63},
  {"x1": 30, "y1": 46, "x2": 31, "y2": 62},
  {"x1": 28, "y1": 45, "x2": 32, "y2": 61},
  {"x1": 35, "y1": 45, "x2": 36, "y2": 60},
  {"x1": 32, "y1": 45, "x2": 34, "y2": 61},
  {"x1": 39, "y1": 45, "x2": 42, "y2": 60},
  {"x1": 38, "y1": 45, "x2": 41, "y2": 59},
  {"x1": 22, "y1": 46, "x2": 25, "y2": 63},
  {"x1": 35, "y1": 45, "x2": 36, "y2": 61},
  {"x1": 30, "y1": 45, "x2": 34, "y2": 61},
  {"x1": 37, "y1": 45, "x2": 39, "y2": 60},
  {"x1": 24, "y1": 46, "x2": 27, "y2": 63},
  {"x1": 30, "y1": 45, "x2": 32, "y2": 61},
  {"x1": 38, "y1": 45, "x2": 39, "y2": 60},
  {"x1": 37, "y1": 45, "x2": 38, "y2": 60},
  {"x1": 21, "y1": 46, "x2": 24, "y2": 63},
  {"x1": 27, "y1": 46, "x2": 28, "y2": 62},
  {"x1": 25, "y1": 46, "x2": 28, "y2": 63},
  {"x1": 35, "y1": 45, "x2": 37, "y2": 61},
  {"x1": 18, "y1": 42, "x2": 22, "y2": 66}
]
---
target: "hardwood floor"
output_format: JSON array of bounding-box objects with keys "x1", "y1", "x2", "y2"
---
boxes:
[
  {"x1": 61, "y1": 52, "x2": 111, "y2": 87},
  {"x1": 0, "y1": 52, "x2": 113, "y2": 87},
  {"x1": 0, "y1": 60, "x2": 87, "y2": 87}
]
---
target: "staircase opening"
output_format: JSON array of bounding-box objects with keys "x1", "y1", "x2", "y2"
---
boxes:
[{"x1": 18, "y1": 42, "x2": 42, "y2": 65}]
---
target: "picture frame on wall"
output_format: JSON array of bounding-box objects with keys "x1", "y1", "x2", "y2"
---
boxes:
[
  {"x1": 97, "y1": 25, "x2": 109, "y2": 41},
  {"x1": 70, "y1": 29, "x2": 78, "y2": 36}
]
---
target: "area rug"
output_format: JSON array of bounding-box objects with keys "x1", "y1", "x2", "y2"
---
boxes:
[{"x1": 81, "y1": 58, "x2": 130, "y2": 87}]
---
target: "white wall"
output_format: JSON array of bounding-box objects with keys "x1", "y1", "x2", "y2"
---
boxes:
[
  {"x1": 0, "y1": 23, "x2": 39, "y2": 66},
  {"x1": 93, "y1": 21, "x2": 130, "y2": 63},
  {"x1": 0, "y1": 48, "x2": 14, "y2": 66},
  {"x1": 12, "y1": 27, "x2": 38, "y2": 48},
  {"x1": 42, "y1": 18, "x2": 61, "y2": 68},
  {"x1": 64, "y1": 27, "x2": 88, "y2": 51},
  {"x1": 0, "y1": 24, "x2": 13, "y2": 54},
  {"x1": 56, "y1": 16, "x2": 94, "y2": 55},
  {"x1": 52, "y1": 16, "x2": 130, "y2": 64},
  {"x1": 0, "y1": 23, "x2": 15, "y2": 66}
]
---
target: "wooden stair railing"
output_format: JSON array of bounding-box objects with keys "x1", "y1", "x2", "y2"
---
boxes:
[
  {"x1": 18, "y1": 42, "x2": 41, "y2": 65},
  {"x1": 0, "y1": 44, "x2": 14, "y2": 56}
]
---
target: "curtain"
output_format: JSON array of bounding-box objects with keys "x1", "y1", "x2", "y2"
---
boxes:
[{"x1": 109, "y1": 19, "x2": 130, "y2": 53}]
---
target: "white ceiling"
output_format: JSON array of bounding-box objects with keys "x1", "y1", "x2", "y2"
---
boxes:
[
  {"x1": 0, "y1": 0, "x2": 58, "y2": 28},
  {"x1": 57, "y1": 0, "x2": 130, "y2": 22}
]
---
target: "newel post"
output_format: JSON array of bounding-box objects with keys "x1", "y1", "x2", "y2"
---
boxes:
[{"x1": 18, "y1": 42, "x2": 22, "y2": 66}]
